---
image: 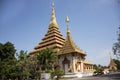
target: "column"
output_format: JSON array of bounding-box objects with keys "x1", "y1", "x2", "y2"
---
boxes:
[{"x1": 80, "y1": 61, "x2": 83, "y2": 72}]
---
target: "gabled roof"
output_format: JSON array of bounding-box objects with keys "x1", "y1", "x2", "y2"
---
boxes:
[{"x1": 58, "y1": 27, "x2": 86, "y2": 55}]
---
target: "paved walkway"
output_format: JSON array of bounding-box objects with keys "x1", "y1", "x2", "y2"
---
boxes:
[{"x1": 60, "y1": 72, "x2": 120, "y2": 80}]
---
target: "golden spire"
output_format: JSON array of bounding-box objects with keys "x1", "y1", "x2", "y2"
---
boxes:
[
  {"x1": 108, "y1": 52, "x2": 117, "y2": 68},
  {"x1": 66, "y1": 16, "x2": 70, "y2": 33},
  {"x1": 58, "y1": 16, "x2": 86, "y2": 55},
  {"x1": 49, "y1": 0, "x2": 58, "y2": 28},
  {"x1": 109, "y1": 52, "x2": 112, "y2": 60}
]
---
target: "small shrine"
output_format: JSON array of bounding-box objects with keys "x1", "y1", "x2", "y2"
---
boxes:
[{"x1": 108, "y1": 57, "x2": 117, "y2": 71}]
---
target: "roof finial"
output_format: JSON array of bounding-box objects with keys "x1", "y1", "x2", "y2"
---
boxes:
[
  {"x1": 52, "y1": 0, "x2": 54, "y2": 7},
  {"x1": 66, "y1": 16, "x2": 70, "y2": 33},
  {"x1": 52, "y1": 0, "x2": 54, "y2": 14},
  {"x1": 66, "y1": 16, "x2": 69, "y2": 27},
  {"x1": 109, "y1": 52, "x2": 112, "y2": 60},
  {"x1": 51, "y1": 0, "x2": 55, "y2": 20},
  {"x1": 49, "y1": 0, "x2": 58, "y2": 28}
]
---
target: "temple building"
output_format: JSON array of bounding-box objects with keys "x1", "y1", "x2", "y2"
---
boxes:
[
  {"x1": 108, "y1": 57, "x2": 117, "y2": 71},
  {"x1": 30, "y1": 1, "x2": 94, "y2": 77},
  {"x1": 58, "y1": 26, "x2": 93, "y2": 74}
]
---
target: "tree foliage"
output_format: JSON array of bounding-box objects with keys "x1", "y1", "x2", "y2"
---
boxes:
[
  {"x1": 93, "y1": 64, "x2": 103, "y2": 74},
  {"x1": 0, "y1": 42, "x2": 63, "y2": 80},
  {"x1": 0, "y1": 42, "x2": 33, "y2": 80},
  {"x1": 37, "y1": 48, "x2": 57, "y2": 71},
  {"x1": 16, "y1": 50, "x2": 31, "y2": 79},
  {"x1": 113, "y1": 27, "x2": 120, "y2": 59},
  {"x1": 54, "y1": 66, "x2": 64, "y2": 80},
  {"x1": 113, "y1": 59, "x2": 120, "y2": 70},
  {"x1": 0, "y1": 42, "x2": 17, "y2": 80},
  {"x1": 0, "y1": 42, "x2": 16, "y2": 61}
]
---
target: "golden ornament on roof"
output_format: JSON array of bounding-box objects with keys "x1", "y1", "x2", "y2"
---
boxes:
[{"x1": 66, "y1": 16, "x2": 69, "y2": 23}]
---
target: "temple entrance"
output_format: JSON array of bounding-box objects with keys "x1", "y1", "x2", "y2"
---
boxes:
[
  {"x1": 62, "y1": 57, "x2": 70, "y2": 74},
  {"x1": 65, "y1": 64, "x2": 68, "y2": 73}
]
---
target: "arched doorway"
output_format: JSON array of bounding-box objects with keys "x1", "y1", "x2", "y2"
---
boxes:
[{"x1": 62, "y1": 57, "x2": 70, "y2": 74}]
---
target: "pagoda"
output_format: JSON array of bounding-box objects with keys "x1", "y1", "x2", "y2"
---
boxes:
[
  {"x1": 108, "y1": 57, "x2": 117, "y2": 71},
  {"x1": 30, "y1": 1, "x2": 94, "y2": 77},
  {"x1": 30, "y1": 2, "x2": 65, "y2": 55}
]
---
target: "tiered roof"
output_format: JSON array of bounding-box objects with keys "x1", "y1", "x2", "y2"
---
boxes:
[
  {"x1": 30, "y1": 2, "x2": 65, "y2": 55},
  {"x1": 30, "y1": 2, "x2": 86, "y2": 56},
  {"x1": 58, "y1": 27, "x2": 86, "y2": 56}
]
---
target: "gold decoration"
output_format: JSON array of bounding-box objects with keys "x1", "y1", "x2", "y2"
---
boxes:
[
  {"x1": 49, "y1": 0, "x2": 58, "y2": 28},
  {"x1": 59, "y1": 27, "x2": 86, "y2": 55},
  {"x1": 30, "y1": 1, "x2": 65, "y2": 55},
  {"x1": 66, "y1": 16, "x2": 69, "y2": 23}
]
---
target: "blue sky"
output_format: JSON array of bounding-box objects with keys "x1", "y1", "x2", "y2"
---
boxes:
[{"x1": 0, "y1": 0, "x2": 120, "y2": 66}]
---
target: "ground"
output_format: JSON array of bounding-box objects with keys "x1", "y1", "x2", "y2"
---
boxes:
[{"x1": 59, "y1": 72, "x2": 120, "y2": 80}]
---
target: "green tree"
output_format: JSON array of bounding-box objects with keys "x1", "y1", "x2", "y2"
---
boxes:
[
  {"x1": 0, "y1": 42, "x2": 17, "y2": 80},
  {"x1": 16, "y1": 50, "x2": 32, "y2": 80},
  {"x1": 0, "y1": 42, "x2": 38, "y2": 80},
  {"x1": 113, "y1": 27, "x2": 120, "y2": 60},
  {"x1": 37, "y1": 48, "x2": 57, "y2": 80},
  {"x1": 113, "y1": 59, "x2": 120, "y2": 70},
  {"x1": 55, "y1": 67, "x2": 64, "y2": 80},
  {"x1": 37, "y1": 48, "x2": 57, "y2": 71},
  {"x1": 28, "y1": 54, "x2": 38, "y2": 79},
  {"x1": 16, "y1": 50, "x2": 28, "y2": 61},
  {"x1": 93, "y1": 64, "x2": 103, "y2": 75},
  {"x1": 0, "y1": 42, "x2": 16, "y2": 61},
  {"x1": 17, "y1": 51, "x2": 40, "y2": 79}
]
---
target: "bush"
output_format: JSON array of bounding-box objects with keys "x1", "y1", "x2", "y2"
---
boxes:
[{"x1": 55, "y1": 68, "x2": 64, "y2": 80}]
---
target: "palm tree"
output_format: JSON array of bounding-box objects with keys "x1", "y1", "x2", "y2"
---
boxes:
[{"x1": 37, "y1": 48, "x2": 57, "y2": 72}]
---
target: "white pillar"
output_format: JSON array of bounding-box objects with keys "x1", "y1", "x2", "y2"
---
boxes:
[
  {"x1": 81, "y1": 61, "x2": 83, "y2": 72},
  {"x1": 73, "y1": 57, "x2": 76, "y2": 73}
]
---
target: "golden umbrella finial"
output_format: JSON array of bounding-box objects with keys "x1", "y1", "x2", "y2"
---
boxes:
[
  {"x1": 66, "y1": 16, "x2": 69, "y2": 23},
  {"x1": 66, "y1": 16, "x2": 70, "y2": 27},
  {"x1": 66, "y1": 16, "x2": 70, "y2": 33},
  {"x1": 109, "y1": 52, "x2": 112, "y2": 59},
  {"x1": 52, "y1": 0, "x2": 54, "y2": 7}
]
